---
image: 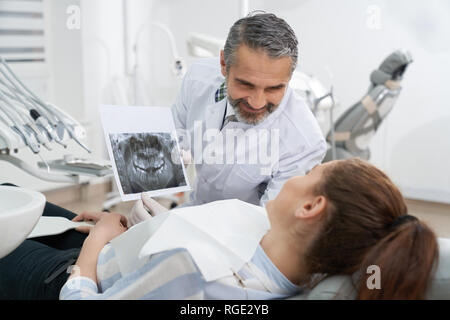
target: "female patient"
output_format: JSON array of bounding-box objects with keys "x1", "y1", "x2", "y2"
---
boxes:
[{"x1": 0, "y1": 158, "x2": 438, "y2": 300}]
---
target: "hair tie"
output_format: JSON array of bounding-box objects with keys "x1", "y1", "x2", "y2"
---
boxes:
[{"x1": 390, "y1": 214, "x2": 418, "y2": 230}]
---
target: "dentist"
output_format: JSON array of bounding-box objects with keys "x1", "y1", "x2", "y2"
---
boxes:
[{"x1": 130, "y1": 12, "x2": 326, "y2": 222}]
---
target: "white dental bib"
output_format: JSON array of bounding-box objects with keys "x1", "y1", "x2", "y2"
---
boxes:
[{"x1": 110, "y1": 199, "x2": 270, "y2": 282}]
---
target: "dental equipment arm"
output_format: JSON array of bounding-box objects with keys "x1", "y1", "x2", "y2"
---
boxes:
[
  {"x1": 0, "y1": 90, "x2": 43, "y2": 153},
  {"x1": 133, "y1": 22, "x2": 186, "y2": 79},
  {"x1": 45, "y1": 102, "x2": 91, "y2": 153},
  {"x1": 0, "y1": 154, "x2": 79, "y2": 183},
  {"x1": 0, "y1": 59, "x2": 66, "y2": 149},
  {"x1": 0, "y1": 82, "x2": 52, "y2": 151},
  {"x1": 0, "y1": 57, "x2": 108, "y2": 183},
  {"x1": 0, "y1": 58, "x2": 72, "y2": 149}
]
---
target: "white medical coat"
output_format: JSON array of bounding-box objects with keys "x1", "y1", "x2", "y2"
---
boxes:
[{"x1": 172, "y1": 58, "x2": 326, "y2": 206}]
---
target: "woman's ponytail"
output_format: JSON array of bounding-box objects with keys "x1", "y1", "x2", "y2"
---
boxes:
[
  {"x1": 305, "y1": 159, "x2": 439, "y2": 300},
  {"x1": 356, "y1": 218, "x2": 438, "y2": 300}
]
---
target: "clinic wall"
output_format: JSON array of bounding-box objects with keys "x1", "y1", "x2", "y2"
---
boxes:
[
  {"x1": 265, "y1": 0, "x2": 450, "y2": 203},
  {"x1": 123, "y1": 0, "x2": 240, "y2": 107},
  {"x1": 79, "y1": 0, "x2": 126, "y2": 162},
  {"x1": 135, "y1": 0, "x2": 450, "y2": 203},
  {"x1": 8, "y1": 1, "x2": 444, "y2": 200}
]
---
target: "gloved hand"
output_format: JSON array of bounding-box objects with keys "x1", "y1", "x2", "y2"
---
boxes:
[
  {"x1": 171, "y1": 148, "x2": 192, "y2": 166},
  {"x1": 128, "y1": 193, "x2": 169, "y2": 227},
  {"x1": 180, "y1": 149, "x2": 192, "y2": 166}
]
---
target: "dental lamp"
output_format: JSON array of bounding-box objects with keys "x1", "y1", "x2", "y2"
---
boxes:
[
  {"x1": 134, "y1": 22, "x2": 186, "y2": 80},
  {"x1": 187, "y1": 33, "x2": 224, "y2": 58},
  {"x1": 0, "y1": 57, "x2": 112, "y2": 183}
]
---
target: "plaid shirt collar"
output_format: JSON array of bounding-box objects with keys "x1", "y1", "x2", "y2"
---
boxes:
[
  {"x1": 215, "y1": 82, "x2": 238, "y2": 128},
  {"x1": 215, "y1": 82, "x2": 227, "y2": 103}
]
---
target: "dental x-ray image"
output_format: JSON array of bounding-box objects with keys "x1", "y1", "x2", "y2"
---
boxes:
[{"x1": 109, "y1": 132, "x2": 187, "y2": 195}]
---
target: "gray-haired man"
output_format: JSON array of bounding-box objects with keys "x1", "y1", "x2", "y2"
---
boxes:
[{"x1": 131, "y1": 12, "x2": 326, "y2": 221}]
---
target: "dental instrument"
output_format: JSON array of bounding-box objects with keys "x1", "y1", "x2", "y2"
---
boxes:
[
  {"x1": 0, "y1": 84, "x2": 52, "y2": 151},
  {"x1": 0, "y1": 57, "x2": 111, "y2": 183},
  {"x1": 2, "y1": 55, "x2": 92, "y2": 153},
  {"x1": 0, "y1": 58, "x2": 68, "y2": 148},
  {"x1": 0, "y1": 92, "x2": 41, "y2": 154}
]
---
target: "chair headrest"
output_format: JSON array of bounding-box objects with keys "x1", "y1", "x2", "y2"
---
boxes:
[
  {"x1": 370, "y1": 49, "x2": 413, "y2": 86},
  {"x1": 297, "y1": 237, "x2": 450, "y2": 300}
]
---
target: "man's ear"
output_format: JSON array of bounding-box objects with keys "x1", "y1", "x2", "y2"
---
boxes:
[
  {"x1": 220, "y1": 50, "x2": 227, "y2": 77},
  {"x1": 294, "y1": 196, "x2": 327, "y2": 220}
]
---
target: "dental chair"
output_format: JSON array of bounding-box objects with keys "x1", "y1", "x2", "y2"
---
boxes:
[
  {"x1": 323, "y1": 50, "x2": 413, "y2": 162},
  {"x1": 289, "y1": 237, "x2": 450, "y2": 299}
]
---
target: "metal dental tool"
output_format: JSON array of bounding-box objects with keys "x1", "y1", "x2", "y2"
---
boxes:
[
  {"x1": 45, "y1": 103, "x2": 91, "y2": 153},
  {"x1": 0, "y1": 94, "x2": 41, "y2": 154},
  {"x1": 0, "y1": 83, "x2": 52, "y2": 151},
  {"x1": 0, "y1": 60, "x2": 67, "y2": 148},
  {"x1": 0, "y1": 57, "x2": 104, "y2": 184}
]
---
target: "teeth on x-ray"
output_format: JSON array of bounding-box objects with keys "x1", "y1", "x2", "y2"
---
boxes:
[{"x1": 109, "y1": 132, "x2": 187, "y2": 195}]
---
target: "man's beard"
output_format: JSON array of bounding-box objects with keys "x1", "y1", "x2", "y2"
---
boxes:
[{"x1": 227, "y1": 95, "x2": 278, "y2": 125}]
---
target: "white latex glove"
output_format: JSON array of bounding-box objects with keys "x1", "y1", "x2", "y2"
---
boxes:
[
  {"x1": 142, "y1": 193, "x2": 169, "y2": 216},
  {"x1": 128, "y1": 193, "x2": 169, "y2": 227},
  {"x1": 181, "y1": 149, "x2": 192, "y2": 166},
  {"x1": 171, "y1": 148, "x2": 192, "y2": 166}
]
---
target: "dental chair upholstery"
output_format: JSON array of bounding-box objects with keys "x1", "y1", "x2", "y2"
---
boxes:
[
  {"x1": 289, "y1": 237, "x2": 450, "y2": 300},
  {"x1": 323, "y1": 49, "x2": 413, "y2": 162}
]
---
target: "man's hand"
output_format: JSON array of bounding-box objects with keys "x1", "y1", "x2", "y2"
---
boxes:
[
  {"x1": 180, "y1": 149, "x2": 192, "y2": 166},
  {"x1": 129, "y1": 198, "x2": 151, "y2": 227},
  {"x1": 128, "y1": 193, "x2": 169, "y2": 227},
  {"x1": 142, "y1": 193, "x2": 169, "y2": 216},
  {"x1": 172, "y1": 148, "x2": 192, "y2": 166}
]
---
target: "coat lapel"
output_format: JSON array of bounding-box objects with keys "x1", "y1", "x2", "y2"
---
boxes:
[{"x1": 205, "y1": 98, "x2": 227, "y2": 130}]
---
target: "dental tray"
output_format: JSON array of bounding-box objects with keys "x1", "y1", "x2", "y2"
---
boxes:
[{"x1": 38, "y1": 157, "x2": 113, "y2": 177}]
